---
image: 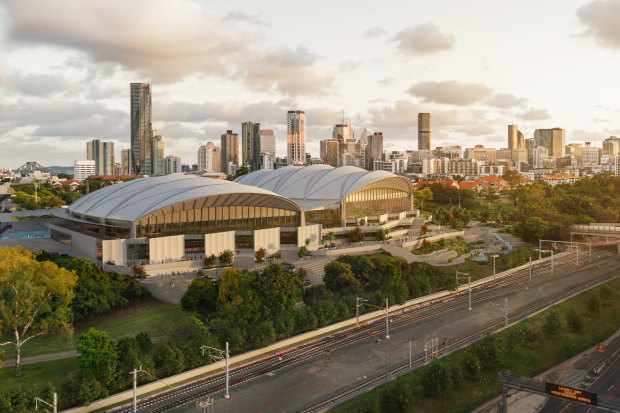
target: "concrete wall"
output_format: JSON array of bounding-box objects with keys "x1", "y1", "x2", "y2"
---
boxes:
[
  {"x1": 101, "y1": 239, "x2": 127, "y2": 266},
  {"x1": 297, "y1": 224, "x2": 321, "y2": 250},
  {"x1": 148, "y1": 235, "x2": 184, "y2": 264},
  {"x1": 402, "y1": 231, "x2": 465, "y2": 250},
  {"x1": 70, "y1": 230, "x2": 98, "y2": 263},
  {"x1": 254, "y1": 227, "x2": 280, "y2": 256},
  {"x1": 204, "y1": 231, "x2": 235, "y2": 257}
]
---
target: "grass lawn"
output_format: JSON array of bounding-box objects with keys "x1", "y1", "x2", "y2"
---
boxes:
[
  {"x1": 331, "y1": 278, "x2": 620, "y2": 413},
  {"x1": 1, "y1": 297, "x2": 186, "y2": 361},
  {"x1": 0, "y1": 357, "x2": 78, "y2": 392}
]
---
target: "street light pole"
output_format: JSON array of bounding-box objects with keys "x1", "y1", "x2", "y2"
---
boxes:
[
  {"x1": 385, "y1": 298, "x2": 390, "y2": 339},
  {"x1": 34, "y1": 392, "x2": 57, "y2": 413},
  {"x1": 200, "y1": 342, "x2": 230, "y2": 399},
  {"x1": 355, "y1": 296, "x2": 367, "y2": 327},
  {"x1": 529, "y1": 257, "x2": 532, "y2": 282},
  {"x1": 468, "y1": 276, "x2": 472, "y2": 311},
  {"x1": 225, "y1": 341, "x2": 230, "y2": 399},
  {"x1": 492, "y1": 254, "x2": 499, "y2": 280},
  {"x1": 131, "y1": 367, "x2": 144, "y2": 413}
]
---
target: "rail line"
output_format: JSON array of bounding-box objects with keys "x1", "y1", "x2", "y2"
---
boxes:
[{"x1": 113, "y1": 247, "x2": 617, "y2": 412}]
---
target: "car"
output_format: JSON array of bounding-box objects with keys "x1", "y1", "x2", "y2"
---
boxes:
[
  {"x1": 592, "y1": 362, "x2": 604, "y2": 375},
  {"x1": 374, "y1": 338, "x2": 382, "y2": 343}
]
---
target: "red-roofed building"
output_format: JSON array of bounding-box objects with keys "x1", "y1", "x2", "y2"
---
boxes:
[
  {"x1": 457, "y1": 176, "x2": 509, "y2": 192},
  {"x1": 53, "y1": 179, "x2": 81, "y2": 190},
  {"x1": 519, "y1": 177, "x2": 534, "y2": 185},
  {"x1": 458, "y1": 181, "x2": 479, "y2": 190},
  {"x1": 540, "y1": 173, "x2": 579, "y2": 186}
]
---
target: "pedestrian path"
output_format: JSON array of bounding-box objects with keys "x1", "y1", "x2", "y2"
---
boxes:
[
  {"x1": 294, "y1": 256, "x2": 333, "y2": 284},
  {"x1": 1, "y1": 350, "x2": 78, "y2": 368}
]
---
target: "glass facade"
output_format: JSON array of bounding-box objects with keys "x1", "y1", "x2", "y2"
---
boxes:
[
  {"x1": 344, "y1": 187, "x2": 410, "y2": 219},
  {"x1": 305, "y1": 202, "x2": 341, "y2": 228},
  {"x1": 135, "y1": 204, "x2": 300, "y2": 238}
]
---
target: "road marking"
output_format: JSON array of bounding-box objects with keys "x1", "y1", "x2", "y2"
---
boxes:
[
  {"x1": 370, "y1": 331, "x2": 379, "y2": 335},
  {"x1": 609, "y1": 384, "x2": 615, "y2": 391}
]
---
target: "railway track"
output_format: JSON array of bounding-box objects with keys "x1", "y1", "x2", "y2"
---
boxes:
[
  {"x1": 298, "y1": 265, "x2": 619, "y2": 413},
  {"x1": 113, "y1": 247, "x2": 617, "y2": 412}
]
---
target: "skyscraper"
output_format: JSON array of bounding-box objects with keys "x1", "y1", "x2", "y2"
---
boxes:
[
  {"x1": 242, "y1": 121, "x2": 261, "y2": 171},
  {"x1": 86, "y1": 139, "x2": 115, "y2": 176},
  {"x1": 259, "y1": 130, "x2": 276, "y2": 157},
  {"x1": 287, "y1": 110, "x2": 306, "y2": 165},
  {"x1": 534, "y1": 128, "x2": 565, "y2": 158},
  {"x1": 508, "y1": 124, "x2": 525, "y2": 150},
  {"x1": 418, "y1": 113, "x2": 431, "y2": 150},
  {"x1": 366, "y1": 132, "x2": 384, "y2": 170},
  {"x1": 320, "y1": 139, "x2": 339, "y2": 166},
  {"x1": 120, "y1": 149, "x2": 131, "y2": 175},
  {"x1": 151, "y1": 133, "x2": 165, "y2": 175},
  {"x1": 221, "y1": 130, "x2": 239, "y2": 175},
  {"x1": 164, "y1": 156, "x2": 181, "y2": 174},
  {"x1": 332, "y1": 124, "x2": 352, "y2": 143},
  {"x1": 197, "y1": 142, "x2": 219, "y2": 172},
  {"x1": 130, "y1": 83, "x2": 152, "y2": 175}
]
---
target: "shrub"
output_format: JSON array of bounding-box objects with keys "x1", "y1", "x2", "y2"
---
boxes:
[
  {"x1": 381, "y1": 378, "x2": 413, "y2": 413},
  {"x1": 420, "y1": 360, "x2": 453, "y2": 396},
  {"x1": 461, "y1": 351, "x2": 481, "y2": 379},
  {"x1": 476, "y1": 335, "x2": 504, "y2": 368},
  {"x1": 566, "y1": 308, "x2": 584, "y2": 332},
  {"x1": 132, "y1": 264, "x2": 146, "y2": 278},
  {"x1": 544, "y1": 309, "x2": 562, "y2": 335},
  {"x1": 298, "y1": 246, "x2": 308, "y2": 258},
  {"x1": 136, "y1": 331, "x2": 152, "y2": 353}
]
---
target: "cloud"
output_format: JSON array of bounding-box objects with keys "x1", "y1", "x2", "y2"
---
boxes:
[
  {"x1": 224, "y1": 11, "x2": 269, "y2": 27},
  {"x1": 241, "y1": 46, "x2": 333, "y2": 96},
  {"x1": 363, "y1": 27, "x2": 387, "y2": 38},
  {"x1": 393, "y1": 22, "x2": 454, "y2": 55},
  {"x1": 518, "y1": 108, "x2": 551, "y2": 120},
  {"x1": 408, "y1": 80, "x2": 493, "y2": 106},
  {"x1": 378, "y1": 78, "x2": 395, "y2": 86},
  {"x1": 6, "y1": 72, "x2": 69, "y2": 96},
  {"x1": 4, "y1": 0, "x2": 247, "y2": 83},
  {"x1": 577, "y1": 0, "x2": 620, "y2": 49},
  {"x1": 486, "y1": 93, "x2": 527, "y2": 108}
]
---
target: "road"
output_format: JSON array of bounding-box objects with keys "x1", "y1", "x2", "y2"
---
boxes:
[
  {"x1": 113, "y1": 246, "x2": 619, "y2": 413},
  {"x1": 539, "y1": 336, "x2": 620, "y2": 413}
]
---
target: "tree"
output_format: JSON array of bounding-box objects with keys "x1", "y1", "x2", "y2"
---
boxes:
[
  {"x1": 132, "y1": 264, "x2": 146, "y2": 277},
  {"x1": 420, "y1": 360, "x2": 453, "y2": 396},
  {"x1": 181, "y1": 279, "x2": 218, "y2": 318},
  {"x1": 255, "y1": 247, "x2": 266, "y2": 263},
  {"x1": 298, "y1": 246, "x2": 308, "y2": 258},
  {"x1": 326, "y1": 231, "x2": 336, "y2": 247},
  {"x1": 566, "y1": 308, "x2": 584, "y2": 332},
  {"x1": 420, "y1": 223, "x2": 428, "y2": 235},
  {"x1": 203, "y1": 254, "x2": 217, "y2": 268},
  {"x1": 257, "y1": 264, "x2": 298, "y2": 318},
  {"x1": 0, "y1": 247, "x2": 77, "y2": 376},
  {"x1": 502, "y1": 170, "x2": 522, "y2": 189},
  {"x1": 234, "y1": 165, "x2": 250, "y2": 178},
  {"x1": 413, "y1": 187, "x2": 433, "y2": 210},
  {"x1": 544, "y1": 309, "x2": 562, "y2": 335},
  {"x1": 381, "y1": 378, "x2": 413, "y2": 413},
  {"x1": 77, "y1": 328, "x2": 120, "y2": 386},
  {"x1": 348, "y1": 227, "x2": 364, "y2": 242},
  {"x1": 218, "y1": 249, "x2": 234, "y2": 266},
  {"x1": 522, "y1": 216, "x2": 549, "y2": 242}
]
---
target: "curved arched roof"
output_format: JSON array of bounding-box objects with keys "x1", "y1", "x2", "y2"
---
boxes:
[
  {"x1": 234, "y1": 165, "x2": 412, "y2": 211},
  {"x1": 68, "y1": 174, "x2": 301, "y2": 223}
]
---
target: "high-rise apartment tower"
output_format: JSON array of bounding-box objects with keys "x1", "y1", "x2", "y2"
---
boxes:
[
  {"x1": 86, "y1": 139, "x2": 115, "y2": 176},
  {"x1": 242, "y1": 121, "x2": 261, "y2": 172},
  {"x1": 418, "y1": 113, "x2": 431, "y2": 150},
  {"x1": 130, "y1": 83, "x2": 152, "y2": 175},
  {"x1": 287, "y1": 111, "x2": 306, "y2": 165}
]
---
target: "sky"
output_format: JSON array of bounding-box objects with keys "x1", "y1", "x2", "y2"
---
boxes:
[{"x1": 0, "y1": 0, "x2": 619, "y2": 169}]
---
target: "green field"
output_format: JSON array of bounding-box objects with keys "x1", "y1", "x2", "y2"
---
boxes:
[
  {"x1": 331, "y1": 277, "x2": 620, "y2": 413},
  {"x1": 0, "y1": 357, "x2": 78, "y2": 393},
  {"x1": 1, "y1": 297, "x2": 186, "y2": 361}
]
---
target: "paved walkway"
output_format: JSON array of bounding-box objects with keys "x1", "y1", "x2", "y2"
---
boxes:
[{"x1": 1, "y1": 350, "x2": 78, "y2": 368}]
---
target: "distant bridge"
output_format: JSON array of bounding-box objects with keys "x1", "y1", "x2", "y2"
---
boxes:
[{"x1": 14, "y1": 161, "x2": 50, "y2": 174}]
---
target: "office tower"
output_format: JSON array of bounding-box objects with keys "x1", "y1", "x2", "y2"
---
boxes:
[
  {"x1": 261, "y1": 153, "x2": 275, "y2": 170},
  {"x1": 602, "y1": 136, "x2": 620, "y2": 155},
  {"x1": 287, "y1": 110, "x2": 306, "y2": 165},
  {"x1": 86, "y1": 139, "x2": 115, "y2": 176},
  {"x1": 508, "y1": 124, "x2": 526, "y2": 150},
  {"x1": 517, "y1": 131, "x2": 525, "y2": 149},
  {"x1": 74, "y1": 160, "x2": 96, "y2": 181},
  {"x1": 151, "y1": 133, "x2": 165, "y2": 175},
  {"x1": 366, "y1": 132, "x2": 384, "y2": 170},
  {"x1": 418, "y1": 113, "x2": 431, "y2": 150},
  {"x1": 332, "y1": 124, "x2": 352, "y2": 143},
  {"x1": 359, "y1": 128, "x2": 373, "y2": 145},
  {"x1": 130, "y1": 83, "x2": 152, "y2": 175},
  {"x1": 198, "y1": 142, "x2": 219, "y2": 172},
  {"x1": 260, "y1": 129, "x2": 276, "y2": 156},
  {"x1": 164, "y1": 156, "x2": 181, "y2": 174},
  {"x1": 120, "y1": 149, "x2": 131, "y2": 175},
  {"x1": 533, "y1": 147, "x2": 548, "y2": 168},
  {"x1": 242, "y1": 121, "x2": 261, "y2": 171},
  {"x1": 534, "y1": 128, "x2": 565, "y2": 158},
  {"x1": 582, "y1": 142, "x2": 600, "y2": 164},
  {"x1": 320, "y1": 139, "x2": 339, "y2": 166},
  {"x1": 221, "y1": 130, "x2": 239, "y2": 175},
  {"x1": 566, "y1": 143, "x2": 583, "y2": 163}
]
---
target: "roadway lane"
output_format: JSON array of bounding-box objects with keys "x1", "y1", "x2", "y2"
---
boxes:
[{"x1": 163, "y1": 251, "x2": 620, "y2": 413}]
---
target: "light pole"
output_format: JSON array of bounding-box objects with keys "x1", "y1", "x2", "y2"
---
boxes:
[
  {"x1": 201, "y1": 342, "x2": 230, "y2": 399},
  {"x1": 529, "y1": 257, "x2": 532, "y2": 282},
  {"x1": 130, "y1": 367, "x2": 145, "y2": 413},
  {"x1": 492, "y1": 298, "x2": 509, "y2": 327},
  {"x1": 360, "y1": 299, "x2": 390, "y2": 339},
  {"x1": 456, "y1": 271, "x2": 471, "y2": 310},
  {"x1": 355, "y1": 296, "x2": 367, "y2": 328},
  {"x1": 491, "y1": 254, "x2": 499, "y2": 280},
  {"x1": 35, "y1": 392, "x2": 57, "y2": 413},
  {"x1": 198, "y1": 396, "x2": 214, "y2": 413}
]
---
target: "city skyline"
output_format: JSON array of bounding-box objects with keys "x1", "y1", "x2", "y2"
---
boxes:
[{"x1": 1, "y1": 0, "x2": 620, "y2": 168}]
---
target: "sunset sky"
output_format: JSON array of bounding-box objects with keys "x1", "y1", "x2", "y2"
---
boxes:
[{"x1": 1, "y1": 0, "x2": 619, "y2": 168}]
